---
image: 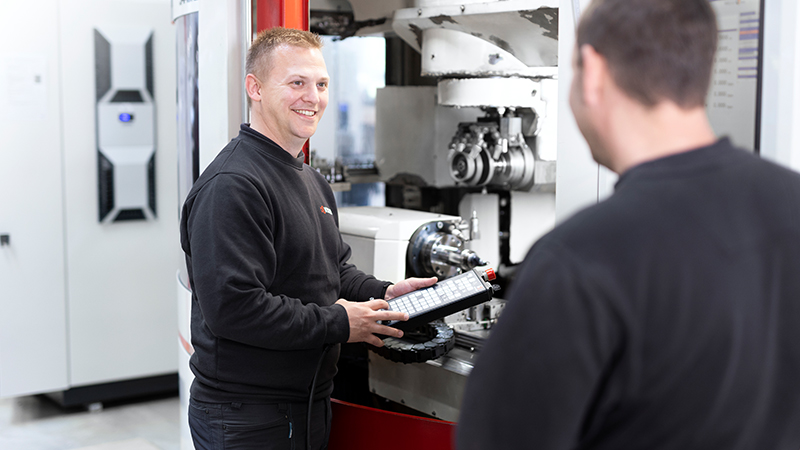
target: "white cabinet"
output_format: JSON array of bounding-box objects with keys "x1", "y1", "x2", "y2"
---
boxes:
[
  {"x1": 0, "y1": 0, "x2": 69, "y2": 397},
  {"x1": 0, "y1": 0, "x2": 180, "y2": 402}
]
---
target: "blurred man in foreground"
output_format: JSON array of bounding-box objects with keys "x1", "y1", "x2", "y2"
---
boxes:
[{"x1": 457, "y1": 0, "x2": 800, "y2": 448}]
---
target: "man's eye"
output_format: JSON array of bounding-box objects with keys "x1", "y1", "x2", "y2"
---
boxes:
[
  {"x1": 318, "y1": 82, "x2": 328, "y2": 89},
  {"x1": 292, "y1": 81, "x2": 303, "y2": 86}
]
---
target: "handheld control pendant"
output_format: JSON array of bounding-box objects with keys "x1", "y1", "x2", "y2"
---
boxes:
[{"x1": 383, "y1": 268, "x2": 496, "y2": 331}]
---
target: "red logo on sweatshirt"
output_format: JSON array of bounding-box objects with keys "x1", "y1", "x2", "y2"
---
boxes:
[{"x1": 320, "y1": 205, "x2": 332, "y2": 215}]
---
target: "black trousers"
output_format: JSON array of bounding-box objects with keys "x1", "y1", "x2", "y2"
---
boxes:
[{"x1": 188, "y1": 397, "x2": 331, "y2": 450}]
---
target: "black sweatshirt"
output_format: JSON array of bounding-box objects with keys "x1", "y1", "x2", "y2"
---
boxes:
[
  {"x1": 458, "y1": 139, "x2": 800, "y2": 449},
  {"x1": 180, "y1": 125, "x2": 389, "y2": 404}
]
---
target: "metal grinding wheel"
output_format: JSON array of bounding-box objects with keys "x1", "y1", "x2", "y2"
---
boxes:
[{"x1": 369, "y1": 322, "x2": 456, "y2": 364}]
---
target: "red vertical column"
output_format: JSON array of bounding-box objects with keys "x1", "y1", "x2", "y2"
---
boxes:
[
  {"x1": 256, "y1": 0, "x2": 308, "y2": 33},
  {"x1": 256, "y1": 0, "x2": 311, "y2": 163}
]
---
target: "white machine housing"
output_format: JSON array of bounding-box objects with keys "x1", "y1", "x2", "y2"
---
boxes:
[{"x1": 339, "y1": 207, "x2": 462, "y2": 283}]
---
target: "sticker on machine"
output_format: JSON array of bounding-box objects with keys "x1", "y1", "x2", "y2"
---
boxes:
[{"x1": 0, "y1": 53, "x2": 47, "y2": 121}]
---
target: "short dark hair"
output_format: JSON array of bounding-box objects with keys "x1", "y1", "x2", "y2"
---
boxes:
[
  {"x1": 245, "y1": 27, "x2": 323, "y2": 106},
  {"x1": 576, "y1": 0, "x2": 717, "y2": 108}
]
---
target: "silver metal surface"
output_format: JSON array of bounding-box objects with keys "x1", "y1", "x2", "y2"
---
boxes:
[
  {"x1": 446, "y1": 298, "x2": 507, "y2": 333},
  {"x1": 534, "y1": 159, "x2": 557, "y2": 186},
  {"x1": 368, "y1": 346, "x2": 479, "y2": 422},
  {"x1": 447, "y1": 115, "x2": 537, "y2": 190},
  {"x1": 407, "y1": 220, "x2": 485, "y2": 279}
]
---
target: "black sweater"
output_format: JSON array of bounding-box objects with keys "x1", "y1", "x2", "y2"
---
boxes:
[
  {"x1": 458, "y1": 139, "x2": 800, "y2": 449},
  {"x1": 180, "y1": 125, "x2": 389, "y2": 404}
]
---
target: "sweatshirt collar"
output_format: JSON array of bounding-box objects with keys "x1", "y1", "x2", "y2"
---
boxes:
[
  {"x1": 239, "y1": 124, "x2": 305, "y2": 170},
  {"x1": 616, "y1": 138, "x2": 742, "y2": 188}
]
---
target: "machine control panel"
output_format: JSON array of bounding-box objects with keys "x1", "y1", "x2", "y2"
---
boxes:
[{"x1": 383, "y1": 268, "x2": 495, "y2": 331}]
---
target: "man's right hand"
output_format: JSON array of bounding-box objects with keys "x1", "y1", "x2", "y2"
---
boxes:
[{"x1": 335, "y1": 298, "x2": 408, "y2": 347}]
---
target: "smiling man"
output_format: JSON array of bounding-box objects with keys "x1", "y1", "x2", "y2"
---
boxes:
[{"x1": 180, "y1": 28, "x2": 435, "y2": 450}]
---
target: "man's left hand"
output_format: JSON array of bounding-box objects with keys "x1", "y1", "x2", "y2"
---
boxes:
[{"x1": 385, "y1": 277, "x2": 438, "y2": 300}]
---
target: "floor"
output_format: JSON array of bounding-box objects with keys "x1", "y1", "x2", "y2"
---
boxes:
[{"x1": 0, "y1": 394, "x2": 181, "y2": 450}]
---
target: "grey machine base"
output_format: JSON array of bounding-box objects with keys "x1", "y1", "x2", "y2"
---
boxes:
[{"x1": 368, "y1": 346, "x2": 479, "y2": 422}]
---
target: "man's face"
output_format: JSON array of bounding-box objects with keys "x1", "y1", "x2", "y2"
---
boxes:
[{"x1": 258, "y1": 44, "x2": 329, "y2": 151}]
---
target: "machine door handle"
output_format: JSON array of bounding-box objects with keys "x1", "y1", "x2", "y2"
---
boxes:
[{"x1": 0, "y1": 234, "x2": 9, "y2": 246}]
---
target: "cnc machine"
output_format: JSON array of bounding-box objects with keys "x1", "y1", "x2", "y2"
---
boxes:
[{"x1": 335, "y1": 0, "x2": 560, "y2": 421}]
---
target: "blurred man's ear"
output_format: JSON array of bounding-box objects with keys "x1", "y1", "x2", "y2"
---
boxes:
[{"x1": 579, "y1": 44, "x2": 607, "y2": 108}]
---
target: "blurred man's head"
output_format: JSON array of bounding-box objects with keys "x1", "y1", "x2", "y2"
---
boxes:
[
  {"x1": 245, "y1": 27, "x2": 329, "y2": 156},
  {"x1": 569, "y1": 0, "x2": 718, "y2": 172},
  {"x1": 576, "y1": 0, "x2": 717, "y2": 108}
]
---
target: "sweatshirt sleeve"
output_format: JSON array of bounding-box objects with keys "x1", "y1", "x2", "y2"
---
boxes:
[
  {"x1": 184, "y1": 173, "x2": 348, "y2": 350},
  {"x1": 337, "y1": 236, "x2": 392, "y2": 302},
  {"x1": 456, "y1": 240, "x2": 624, "y2": 450}
]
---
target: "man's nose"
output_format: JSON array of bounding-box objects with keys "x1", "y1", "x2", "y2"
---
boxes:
[{"x1": 301, "y1": 84, "x2": 319, "y2": 104}]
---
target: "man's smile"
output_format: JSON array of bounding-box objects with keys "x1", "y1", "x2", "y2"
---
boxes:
[{"x1": 293, "y1": 109, "x2": 316, "y2": 117}]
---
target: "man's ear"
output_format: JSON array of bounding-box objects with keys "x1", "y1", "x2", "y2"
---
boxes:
[
  {"x1": 245, "y1": 73, "x2": 261, "y2": 103},
  {"x1": 579, "y1": 44, "x2": 607, "y2": 107}
]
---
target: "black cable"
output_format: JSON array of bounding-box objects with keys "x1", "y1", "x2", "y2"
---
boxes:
[{"x1": 307, "y1": 344, "x2": 332, "y2": 450}]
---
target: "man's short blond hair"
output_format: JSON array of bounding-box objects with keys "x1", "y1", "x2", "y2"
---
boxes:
[{"x1": 246, "y1": 27, "x2": 323, "y2": 81}]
